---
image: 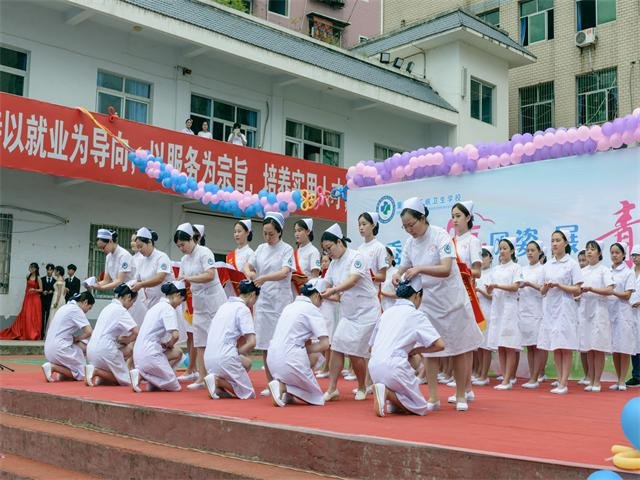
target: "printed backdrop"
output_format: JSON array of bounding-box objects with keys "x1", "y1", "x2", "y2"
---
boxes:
[{"x1": 347, "y1": 148, "x2": 640, "y2": 266}]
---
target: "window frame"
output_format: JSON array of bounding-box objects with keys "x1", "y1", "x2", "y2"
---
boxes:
[
  {"x1": 519, "y1": 81, "x2": 555, "y2": 134},
  {"x1": 0, "y1": 213, "x2": 13, "y2": 295},
  {"x1": 477, "y1": 8, "x2": 500, "y2": 28},
  {"x1": 95, "y1": 70, "x2": 153, "y2": 124},
  {"x1": 374, "y1": 143, "x2": 403, "y2": 161},
  {"x1": 519, "y1": 0, "x2": 554, "y2": 46},
  {"x1": 576, "y1": 67, "x2": 618, "y2": 125},
  {"x1": 469, "y1": 77, "x2": 495, "y2": 125},
  {"x1": 285, "y1": 119, "x2": 342, "y2": 167},
  {"x1": 576, "y1": 0, "x2": 616, "y2": 30},
  {"x1": 267, "y1": 0, "x2": 289, "y2": 17},
  {"x1": 190, "y1": 93, "x2": 260, "y2": 148},
  {"x1": 87, "y1": 223, "x2": 137, "y2": 300},
  {"x1": 0, "y1": 45, "x2": 29, "y2": 97}
]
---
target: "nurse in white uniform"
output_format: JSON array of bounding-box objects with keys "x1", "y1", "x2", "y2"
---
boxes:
[
  {"x1": 244, "y1": 212, "x2": 294, "y2": 394},
  {"x1": 130, "y1": 227, "x2": 174, "y2": 313},
  {"x1": 42, "y1": 292, "x2": 95, "y2": 382},
  {"x1": 537, "y1": 230, "x2": 583, "y2": 394},
  {"x1": 486, "y1": 238, "x2": 522, "y2": 390},
  {"x1": 175, "y1": 222, "x2": 227, "y2": 390},
  {"x1": 227, "y1": 220, "x2": 254, "y2": 273},
  {"x1": 357, "y1": 212, "x2": 388, "y2": 290},
  {"x1": 608, "y1": 242, "x2": 637, "y2": 391},
  {"x1": 293, "y1": 218, "x2": 321, "y2": 278},
  {"x1": 320, "y1": 224, "x2": 380, "y2": 401},
  {"x1": 518, "y1": 240, "x2": 546, "y2": 388},
  {"x1": 577, "y1": 240, "x2": 613, "y2": 392},
  {"x1": 370, "y1": 277, "x2": 444, "y2": 417},
  {"x1": 203, "y1": 280, "x2": 259, "y2": 400},
  {"x1": 92, "y1": 229, "x2": 136, "y2": 293},
  {"x1": 474, "y1": 246, "x2": 494, "y2": 386},
  {"x1": 85, "y1": 284, "x2": 139, "y2": 386},
  {"x1": 380, "y1": 247, "x2": 399, "y2": 312},
  {"x1": 628, "y1": 245, "x2": 640, "y2": 387},
  {"x1": 392, "y1": 197, "x2": 482, "y2": 411},
  {"x1": 267, "y1": 278, "x2": 330, "y2": 407},
  {"x1": 129, "y1": 281, "x2": 186, "y2": 392},
  {"x1": 129, "y1": 233, "x2": 147, "y2": 326}
]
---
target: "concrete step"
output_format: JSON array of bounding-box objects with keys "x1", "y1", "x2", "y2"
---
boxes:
[
  {"x1": 0, "y1": 413, "x2": 337, "y2": 480},
  {"x1": 0, "y1": 452, "x2": 99, "y2": 480}
]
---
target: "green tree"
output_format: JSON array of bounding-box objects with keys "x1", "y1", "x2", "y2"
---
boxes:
[{"x1": 214, "y1": 0, "x2": 248, "y2": 13}]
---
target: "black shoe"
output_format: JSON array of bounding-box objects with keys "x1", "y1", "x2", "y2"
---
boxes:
[{"x1": 625, "y1": 377, "x2": 640, "y2": 387}]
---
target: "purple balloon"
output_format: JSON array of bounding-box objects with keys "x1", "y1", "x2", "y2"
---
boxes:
[
  {"x1": 511, "y1": 134, "x2": 523, "y2": 144},
  {"x1": 561, "y1": 143, "x2": 574, "y2": 157},
  {"x1": 550, "y1": 144, "x2": 563, "y2": 157},
  {"x1": 601, "y1": 122, "x2": 614, "y2": 137},
  {"x1": 544, "y1": 127, "x2": 556, "y2": 134},
  {"x1": 425, "y1": 165, "x2": 436, "y2": 177},
  {"x1": 612, "y1": 118, "x2": 626, "y2": 133},
  {"x1": 521, "y1": 133, "x2": 534, "y2": 143},
  {"x1": 353, "y1": 174, "x2": 364, "y2": 185},
  {"x1": 465, "y1": 160, "x2": 477, "y2": 172},
  {"x1": 573, "y1": 141, "x2": 585, "y2": 156},
  {"x1": 583, "y1": 138, "x2": 597, "y2": 153},
  {"x1": 417, "y1": 148, "x2": 427, "y2": 156}
]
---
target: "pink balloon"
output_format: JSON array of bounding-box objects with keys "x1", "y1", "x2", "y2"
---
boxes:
[
  {"x1": 596, "y1": 138, "x2": 610, "y2": 151},
  {"x1": 467, "y1": 147, "x2": 479, "y2": 161},
  {"x1": 347, "y1": 179, "x2": 356, "y2": 189},
  {"x1": 135, "y1": 149, "x2": 147, "y2": 159},
  {"x1": 355, "y1": 163, "x2": 365, "y2": 174},
  {"x1": 523, "y1": 142, "x2": 535, "y2": 156},
  {"x1": 450, "y1": 163, "x2": 463, "y2": 176},
  {"x1": 609, "y1": 133, "x2": 623, "y2": 149},
  {"x1": 194, "y1": 189, "x2": 204, "y2": 200},
  {"x1": 424, "y1": 154, "x2": 434, "y2": 166},
  {"x1": 511, "y1": 154, "x2": 522, "y2": 165},
  {"x1": 453, "y1": 146, "x2": 464, "y2": 154},
  {"x1": 621, "y1": 131, "x2": 634, "y2": 146},
  {"x1": 566, "y1": 128, "x2": 579, "y2": 143},
  {"x1": 404, "y1": 165, "x2": 414, "y2": 177},
  {"x1": 513, "y1": 143, "x2": 525, "y2": 156},
  {"x1": 393, "y1": 167, "x2": 404, "y2": 180},
  {"x1": 589, "y1": 125, "x2": 603, "y2": 142},
  {"x1": 287, "y1": 202, "x2": 297, "y2": 212},
  {"x1": 577, "y1": 125, "x2": 590, "y2": 142},
  {"x1": 374, "y1": 175, "x2": 383, "y2": 185},
  {"x1": 477, "y1": 157, "x2": 489, "y2": 170},
  {"x1": 533, "y1": 135, "x2": 545, "y2": 148},
  {"x1": 347, "y1": 166, "x2": 356, "y2": 177},
  {"x1": 499, "y1": 153, "x2": 511, "y2": 167},
  {"x1": 488, "y1": 155, "x2": 500, "y2": 169},
  {"x1": 432, "y1": 153, "x2": 444, "y2": 165},
  {"x1": 543, "y1": 133, "x2": 555, "y2": 147},
  {"x1": 556, "y1": 131, "x2": 568, "y2": 145},
  {"x1": 635, "y1": 126, "x2": 640, "y2": 141},
  {"x1": 409, "y1": 157, "x2": 419, "y2": 168},
  {"x1": 260, "y1": 197, "x2": 268, "y2": 206}
]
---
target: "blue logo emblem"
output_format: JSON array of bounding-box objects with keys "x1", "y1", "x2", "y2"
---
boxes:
[
  {"x1": 122, "y1": 262, "x2": 129, "y2": 269},
  {"x1": 354, "y1": 259, "x2": 363, "y2": 269},
  {"x1": 444, "y1": 244, "x2": 452, "y2": 254},
  {"x1": 376, "y1": 195, "x2": 396, "y2": 224},
  {"x1": 207, "y1": 258, "x2": 214, "y2": 265}
]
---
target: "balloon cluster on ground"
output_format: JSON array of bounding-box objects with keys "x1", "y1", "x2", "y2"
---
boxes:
[
  {"x1": 606, "y1": 397, "x2": 640, "y2": 472},
  {"x1": 346, "y1": 109, "x2": 640, "y2": 189},
  {"x1": 129, "y1": 150, "x2": 347, "y2": 218}
]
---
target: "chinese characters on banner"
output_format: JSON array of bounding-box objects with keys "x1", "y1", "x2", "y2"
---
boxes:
[{"x1": 0, "y1": 93, "x2": 347, "y2": 222}]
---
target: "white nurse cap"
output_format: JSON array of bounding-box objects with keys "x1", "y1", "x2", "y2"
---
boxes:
[
  {"x1": 302, "y1": 218, "x2": 313, "y2": 231},
  {"x1": 631, "y1": 244, "x2": 640, "y2": 256},
  {"x1": 613, "y1": 241, "x2": 628, "y2": 254},
  {"x1": 324, "y1": 223, "x2": 343, "y2": 239},
  {"x1": 265, "y1": 212, "x2": 284, "y2": 229},
  {"x1": 136, "y1": 227, "x2": 152, "y2": 240},
  {"x1": 306, "y1": 277, "x2": 327, "y2": 292},
  {"x1": 96, "y1": 228, "x2": 113, "y2": 240},
  {"x1": 402, "y1": 197, "x2": 425, "y2": 215},
  {"x1": 528, "y1": 239, "x2": 544, "y2": 251},
  {"x1": 500, "y1": 236, "x2": 517, "y2": 249},
  {"x1": 176, "y1": 222, "x2": 194, "y2": 236},
  {"x1": 460, "y1": 200, "x2": 474, "y2": 215},
  {"x1": 172, "y1": 279, "x2": 186, "y2": 290},
  {"x1": 400, "y1": 274, "x2": 423, "y2": 292},
  {"x1": 366, "y1": 211, "x2": 379, "y2": 226},
  {"x1": 193, "y1": 224, "x2": 205, "y2": 236},
  {"x1": 240, "y1": 219, "x2": 252, "y2": 231}
]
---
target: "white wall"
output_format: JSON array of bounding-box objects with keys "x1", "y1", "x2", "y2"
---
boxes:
[{"x1": 1, "y1": 1, "x2": 454, "y2": 168}]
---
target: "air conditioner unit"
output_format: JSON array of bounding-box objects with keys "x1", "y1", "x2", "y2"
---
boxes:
[{"x1": 575, "y1": 28, "x2": 597, "y2": 48}]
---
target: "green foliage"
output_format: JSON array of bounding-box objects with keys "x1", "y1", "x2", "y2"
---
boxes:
[{"x1": 214, "y1": 0, "x2": 249, "y2": 13}]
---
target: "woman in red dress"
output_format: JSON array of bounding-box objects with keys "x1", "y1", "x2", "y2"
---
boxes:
[{"x1": 0, "y1": 263, "x2": 43, "y2": 340}]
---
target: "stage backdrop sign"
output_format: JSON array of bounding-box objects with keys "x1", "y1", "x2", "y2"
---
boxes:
[{"x1": 347, "y1": 148, "x2": 640, "y2": 266}]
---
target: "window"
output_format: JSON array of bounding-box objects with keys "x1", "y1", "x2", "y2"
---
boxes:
[
  {"x1": 242, "y1": 0, "x2": 252, "y2": 13},
  {"x1": 190, "y1": 94, "x2": 259, "y2": 147},
  {"x1": 0, "y1": 214, "x2": 12, "y2": 294},
  {"x1": 87, "y1": 223, "x2": 137, "y2": 299},
  {"x1": 96, "y1": 71, "x2": 151, "y2": 123},
  {"x1": 1, "y1": 46, "x2": 28, "y2": 96},
  {"x1": 477, "y1": 9, "x2": 500, "y2": 27},
  {"x1": 309, "y1": 15, "x2": 344, "y2": 46},
  {"x1": 374, "y1": 144, "x2": 403, "y2": 161},
  {"x1": 268, "y1": 0, "x2": 288, "y2": 16},
  {"x1": 358, "y1": 36, "x2": 369, "y2": 43},
  {"x1": 519, "y1": 0, "x2": 554, "y2": 46},
  {"x1": 576, "y1": 0, "x2": 616, "y2": 30},
  {"x1": 519, "y1": 82, "x2": 554, "y2": 133},
  {"x1": 576, "y1": 67, "x2": 617, "y2": 125},
  {"x1": 470, "y1": 78, "x2": 494, "y2": 124},
  {"x1": 285, "y1": 120, "x2": 342, "y2": 167}
]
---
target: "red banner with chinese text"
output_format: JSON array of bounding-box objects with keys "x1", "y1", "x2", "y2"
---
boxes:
[{"x1": 0, "y1": 93, "x2": 347, "y2": 222}]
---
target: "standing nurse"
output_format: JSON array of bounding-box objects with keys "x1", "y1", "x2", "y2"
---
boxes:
[
  {"x1": 392, "y1": 197, "x2": 482, "y2": 411},
  {"x1": 130, "y1": 227, "x2": 174, "y2": 312},
  {"x1": 93, "y1": 229, "x2": 136, "y2": 292}
]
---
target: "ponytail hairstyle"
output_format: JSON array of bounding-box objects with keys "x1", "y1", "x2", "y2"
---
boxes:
[
  {"x1": 108, "y1": 230, "x2": 119, "y2": 243},
  {"x1": 358, "y1": 212, "x2": 379, "y2": 236},
  {"x1": 137, "y1": 230, "x2": 159, "y2": 246},
  {"x1": 451, "y1": 202, "x2": 474, "y2": 229},
  {"x1": 161, "y1": 282, "x2": 187, "y2": 299},
  {"x1": 72, "y1": 291, "x2": 95, "y2": 305},
  {"x1": 500, "y1": 238, "x2": 517, "y2": 262},
  {"x1": 553, "y1": 230, "x2": 572, "y2": 254},
  {"x1": 611, "y1": 242, "x2": 627, "y2": 260},
  {"x1": 294, "y1": 219, "x2": 314, "y2": 242},
  {"x1": 236, "y1": 220, "x2": 253, "y2": 242},
  {"x1": 395, "y1": 280, "x2": 423, "y2": 299},
  {"x1": 320, "y1": 230, "x2": 351, "y2": 248},
  {"x1": 585, "y1": 241, "x2": 603, "y2": 261},
  {"x1": 238, "y1": 279, "x2": 260, "y2": 297},
  {"x1": 114, "y1": 283, "x2": 138, "y2": 300},
  {"x1": 385, "y1": 246, "x2": 397, "y2": 267},
  {"x1": 300, "y1": 282, "x2": 321, "y2": 297}
]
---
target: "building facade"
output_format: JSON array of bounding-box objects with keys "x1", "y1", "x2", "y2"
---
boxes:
[{"x1": 382, "y1": 0, "x2": 640, "y2": 136}]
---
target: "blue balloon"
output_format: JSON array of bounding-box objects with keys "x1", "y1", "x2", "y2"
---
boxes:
[
  {"x1": 187, "y1": 178, "x2": 197, "y2": 190},
  {"x1": 279, "y1": 201, "x2": 288, "y2": 212},
  {"x1": 622, "y1": 397, "x2": 640, "y2": 449},
  {"x1": 587, "y1": 471, "x2": 622, "y2": 480},
  {"x1": 180, "y1": 352, "x2": 189, "y2": 368},
  {"x1": 161, "y1": 178, "x2": 172, "y2": 188},
  {"x1": 292, "y1": 190, "x2": 301, "y2": 204},
  {"x1": 258, "y1": 189, "x2": 268, "y2": 198},
  {"x1": 267, "y1": 192, "x2": 277, "y2": 204}
]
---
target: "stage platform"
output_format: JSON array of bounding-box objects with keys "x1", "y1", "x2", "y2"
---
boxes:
[{"x1": 1, "y1": 358, "x2": 638, "y2": 479}]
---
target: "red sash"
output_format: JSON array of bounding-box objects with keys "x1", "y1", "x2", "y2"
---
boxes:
[
  {"x1": 171, "y1": 264, "x2": 193, "y2": 322},
  {"x1": 291, "y1": 249, "x2": 309, "y2": 294},
  {"x1": 226, "y1": 250, "x2": 237, "y2": 270},
  {"x1": 452, "y1": 237, "x2": 486, "y2": 331}
]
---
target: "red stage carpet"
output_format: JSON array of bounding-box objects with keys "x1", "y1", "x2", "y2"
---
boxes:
[{"x1": 1, "y1": 362, "x2": 637, "y2": 472}]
